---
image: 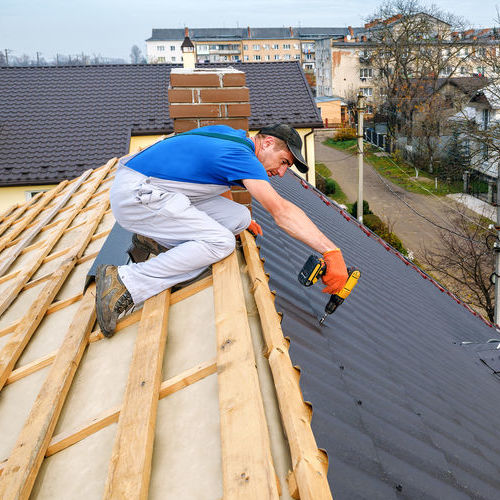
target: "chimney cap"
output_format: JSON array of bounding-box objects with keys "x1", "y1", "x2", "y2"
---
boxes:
[{"x1": 181, "y1": 29, "x2": 195, "y2": 51}]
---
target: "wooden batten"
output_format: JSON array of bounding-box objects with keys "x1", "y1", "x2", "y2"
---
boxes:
[
  {"x1": 241, "y1": 231, "x2": 333, "y2": 500},
  {"x1": 103, "y1": 288, "x2": 171, "y2": 500},
  {"x1": 212, "y1": 250, "x2": 279, "y2": 499},
  {"x1": 0, "y1": 284, "x2": 97, "y2": 500},
  {"x1": 0, "y1": 171, "x2": 112, "y2": 391},
  {"x1": 0, "y1": 182, "x2": 67, "y2": 254}
]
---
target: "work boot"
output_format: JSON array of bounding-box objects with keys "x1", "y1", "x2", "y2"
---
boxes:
[
  {"x1": 127, "y1": 234, "x2": 168, "y2": 263},
  {"x1": 95, "y1": 265, "x2": 134, "y2": 338}
]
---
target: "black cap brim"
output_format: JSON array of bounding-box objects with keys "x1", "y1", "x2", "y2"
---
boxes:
[{"x1": 288, "y1": 143, "x2": 309, "y2": 173}]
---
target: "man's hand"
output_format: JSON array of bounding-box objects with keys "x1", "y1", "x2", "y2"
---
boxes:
[
  {"x1": 247, "y1": 220, "x2": 263, "y2": 236},
  {"x1": 322, "y1": 249, "x2": 348, "y2": 295}
]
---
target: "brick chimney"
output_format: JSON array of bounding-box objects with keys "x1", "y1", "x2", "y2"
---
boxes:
[{"x1": 169, "y1": 67, "x2": 252, "y2": 207}]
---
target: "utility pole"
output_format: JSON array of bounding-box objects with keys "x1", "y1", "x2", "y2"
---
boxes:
[
  {"x1": 495, "y1": 171, "x2": 500, "y2": 325},
  {"x1": 36, "y1": 52, "x2": 41, "y2": 66},
  {"x1": 4, "y1": 49, "x2": 11, "y2": 65},
  {"x1": 356, "y1": 92, "x2": 366, "y2": 223}
]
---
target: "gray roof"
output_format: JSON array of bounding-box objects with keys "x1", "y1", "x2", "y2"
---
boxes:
[
  {"x1": 147, "y1": 27, "x2": 360, "y2": 42},
  {"x1": 252, "y1": 171, "x2": 500, "y2": 499},
  {"x1": 0, "y1": 62, "x2": 321, "y2": 186}
]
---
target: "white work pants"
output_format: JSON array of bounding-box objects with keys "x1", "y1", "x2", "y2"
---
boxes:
[{"x1": 109, "y1": 166, "x2": 251, "y2": 304}]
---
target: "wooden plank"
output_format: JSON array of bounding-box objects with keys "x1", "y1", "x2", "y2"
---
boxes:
[
  {"x1": 7, "y1": 305, "x2": 141, "y2": 386},
  {"x1": 0, "y1": 170, "x2": 92, "y2": 277},
  {"x1": 0, "y1": 199, "x2": 110, "y2": 391},
  {"x1": 0, "y1": 192, "x2": 43, "y2": 238},
  {"x1": 103, "y1": 289, "x2": 170, "y2": 500},
  {"x1": 212, "y1": 250, "x2": 279, "y2": 499},
  {"x1": 6, "y1": 350, "x2": 57, "y2": 385},
  {"x1": 0, "y1": 162, "x2": 114, "y2": 316},
  {"x1": 241, "y1": 231, "x2": 333, "y2": 500},
  {"x1": 45, "y1": 359, "x2": 217, "y2": 458},
  {"x1": 169, "y1": 274, "x2": 213, "y2": 305},
  {"x1": 0, "y1": 285, "x2": 96, "y2": 500},
  {"x1": 0, "y1": 182, "x2": 67, "y2": 253}
]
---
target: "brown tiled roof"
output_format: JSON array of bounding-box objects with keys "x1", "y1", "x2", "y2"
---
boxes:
[{"x1": 0, "y1": 62, "x2": 321, "y2": 186}]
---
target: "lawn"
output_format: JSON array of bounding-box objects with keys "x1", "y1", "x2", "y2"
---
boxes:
[
  {"x1": 315, "y1": 162, "x2": 349, "y2": 206},
  {"x1": 323, "y1": 138, "x2": 463, "y2": 196}
]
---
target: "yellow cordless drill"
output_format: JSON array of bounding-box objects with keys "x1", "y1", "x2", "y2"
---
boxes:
[{"x1": 298, "y1": 255, "x2": 361, "y2": 325}]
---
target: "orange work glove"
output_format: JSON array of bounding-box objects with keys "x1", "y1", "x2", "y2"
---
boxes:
[
  {"x1": 247, "y1": 220, "x2": 263, "y2": 236},
  {"x1": 321, "y1": 249, "x2": 348, "y2": 295}
]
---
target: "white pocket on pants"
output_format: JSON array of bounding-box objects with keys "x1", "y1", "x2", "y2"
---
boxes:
[{"x1": 136, "y1": 184, "x2": 190, "y2": 217}]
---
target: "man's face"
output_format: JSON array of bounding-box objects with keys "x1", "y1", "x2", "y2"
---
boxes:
[{"x1": 257, "y1": 136, "x2": 295, "y2": 178}]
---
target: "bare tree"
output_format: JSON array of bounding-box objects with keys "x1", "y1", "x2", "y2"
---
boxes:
[
  {"x1": 130, "y1": 45, "x2": 144, "y2": 64},
  {"x1": 366, "y1": 0, "x2": 473, "y2": 159},
  {"x1": 421, "y1": 205, "x2": 495, "y2": 321}
]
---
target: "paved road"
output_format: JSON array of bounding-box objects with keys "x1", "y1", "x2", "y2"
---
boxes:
[{"x1": 315, "y1": 136, "x2": 457, "y2": 257}]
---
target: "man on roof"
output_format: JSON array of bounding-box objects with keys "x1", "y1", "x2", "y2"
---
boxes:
[{"x1": 95, "y1": 123, "x2": 348, "y2": 337}]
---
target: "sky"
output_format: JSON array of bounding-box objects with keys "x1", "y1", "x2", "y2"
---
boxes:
[{"x1": 1, "y1": 0, "x2": 500, "y2": 62}]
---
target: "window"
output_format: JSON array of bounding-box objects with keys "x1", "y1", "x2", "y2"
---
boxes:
[
  {"x1": 284, "y1": 54, "x2": 291, "y2": 60},
  {"x1": 360, "y1": 68, "x2": 373, "y2": 78},
  {"x1": 460, "y1": 66, "x2": 467, "y2": 74},
  {"x1": 305, "y1": 54, "x2": 313, "y2": 60},
  {"x1": 294, "y1": 44, "x2": 299, "y2": 50},
  {"x1": 360, "y1": 87, "x2": 373, "y2": 97},
  {"x1": 265, "y1": 55, "x2": 271, "y2": 61},
  {"x1": 254, "y1": 55, "x2": 261, "y2": 60},
  {"x1": 366, "y1": 105, "x2": 374, "y2": 114},
  {"x1": 253, "y1": 44, "x2": 260, "y2": 50},
  {"x1": 295, "y1": 54, "x2": 301, "y2": 60},
  {"x1": 157, "y1": 57, "x2": 165, "y2": 63},
  {"x1": 244, "y1": 55, "x2": 249, "y2": 61},
  {"x1": 283, "y1": 44, "x2": 291, "y2": 50},
  {"x1": 170, "y1": 46, "x2": 175, "y2": 51},
  {"x1": 482, "y1": 142, "x2": 489, "y2": 160},
  {"x1": 171, "y1": 56, "x2": 176, "y2": 62},
  {"x1": 157, "y1": 45, "x2": 165, "y2": 51},
  {"x1": 274, "y1": 54, "x2": 280, "y2": 60},
  {"x1": 272, "y1": 44, "x2": 279, "y2": 49},
  {"x1": 243, "y1": 45, "x2": 248, "y2": 50},
  {"x1": 483, "y1": 108, "x2": 490, "y2": 129},
  {"x1": 263, "y1": 44, "x2": 269, "y2": 49},
  {"x1": 25, "y1": 189, "x2": 48, "y2": 200}
]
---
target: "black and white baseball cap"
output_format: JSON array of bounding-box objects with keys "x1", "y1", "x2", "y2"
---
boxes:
[{"x1": 259, "y1": 123, "x2": 309, "y2": 173}]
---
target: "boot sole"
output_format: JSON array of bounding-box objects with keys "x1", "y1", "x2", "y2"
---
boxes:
[{"x1": 95, "y1": 265, "x2": 116, "y2": 338}]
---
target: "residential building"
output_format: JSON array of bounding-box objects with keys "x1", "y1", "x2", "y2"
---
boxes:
[
  {"x1": 315, "y1": 15, "x2": 500, "y2": 118},
  {"x1": 146, "y1": 27, "x2": 364, "y2": 72},
  {"x1": 0, "y1": 61, "x2": 322, "y2": 210}
]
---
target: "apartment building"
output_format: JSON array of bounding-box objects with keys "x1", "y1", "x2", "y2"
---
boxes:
[
  {"x1": 146, "y1": 27, "x2": 362, "y2": 71},
  {"x1": 315, "y1": 15, "x2": 500, "y2": 116}
]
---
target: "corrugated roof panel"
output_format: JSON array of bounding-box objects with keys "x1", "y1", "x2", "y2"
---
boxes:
[{"x1": 252, "y1": 170, "x2": 500, "y2": 498}]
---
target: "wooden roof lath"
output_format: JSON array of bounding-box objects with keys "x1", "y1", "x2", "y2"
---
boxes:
[{"x1": 0, "y1": 157, "x2": 332, "y2": 499}]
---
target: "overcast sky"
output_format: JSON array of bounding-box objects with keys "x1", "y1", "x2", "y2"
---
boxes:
[{"x1": 2, "y1": 0, "x2": 499, "y2": 62}]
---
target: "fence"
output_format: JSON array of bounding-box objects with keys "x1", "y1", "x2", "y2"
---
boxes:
[{"x1": 364, "y1": 128, "x2": 392, "y2": 153}]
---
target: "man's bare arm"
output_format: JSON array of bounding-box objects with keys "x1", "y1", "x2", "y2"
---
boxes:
[{"x1": 242, "y1": 178, "x2": 338, "y2": 254}]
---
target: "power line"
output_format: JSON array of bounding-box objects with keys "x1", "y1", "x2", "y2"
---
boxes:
[
  {"x1": 367, "y1": 141, "x2": 493, "y2": 232},
  {"x1": 370, "y1": 166, "x2": 486, "y2": 244}
]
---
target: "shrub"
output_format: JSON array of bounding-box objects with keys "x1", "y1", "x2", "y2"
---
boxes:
[
  {"x1": 334, "y1": 127, "x2": 357, "y2": 141},
  {"x1": 350, "y1": 200, "x2": 373, "y2": 217},
  {"x1": 362, "y1": 213, "x2": 384, "y2": 233},
  {"x1": 363, "y1": 214, "x2": 407, "y2": 255},
  {"x1": 315, "y1": 172, "x2": 327, "y2": 194},
  {"x1": 325, "y1": 178, "x2": 336, "y2": 195}
]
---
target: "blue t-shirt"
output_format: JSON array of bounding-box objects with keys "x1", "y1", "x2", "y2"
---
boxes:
[{"x1": 125, "y1": 125, "x2": 269, "y2": 187}]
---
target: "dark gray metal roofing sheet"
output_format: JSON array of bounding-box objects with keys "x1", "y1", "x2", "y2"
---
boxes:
[
  {"x1": 0, "y1": 62, "x2": 321, "y2": 186},
  {"x1": 147, "y1": 27, "x2": 359, "y2": 41},
  {"x1": 252, "y1": 171, "x2": 500, "y2": 499}
]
